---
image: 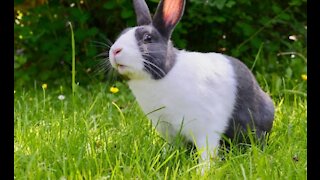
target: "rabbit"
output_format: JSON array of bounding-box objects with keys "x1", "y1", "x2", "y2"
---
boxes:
[{"x1": 108, "y1": 0, "x2": 274, "y2": 164}]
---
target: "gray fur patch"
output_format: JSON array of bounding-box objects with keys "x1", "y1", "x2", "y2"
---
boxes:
[
  {"x1": 134, "y1": 26, "x2": 177, "y2": 79},
  {"x1": 223, "y1": 55, "x2": 275, "y2": 142}
]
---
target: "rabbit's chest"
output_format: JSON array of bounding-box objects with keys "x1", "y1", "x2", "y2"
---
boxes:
[
  {"x1": 128, "y1": 77, "x2": 234, "y2": 142},
  {"x1": 128, "y1": 80, "x2": 197, "y2": 141},
  {"x1": 128, "y1": 79, "x2": 189, "y2": 121}
]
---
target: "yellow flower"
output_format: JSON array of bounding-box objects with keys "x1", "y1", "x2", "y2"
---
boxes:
[
  {"x1": 110, "y1": 86, "x2": 119, "y2": 93},
  {"x1": 42, "y1": 83, "x2": 48, "y2": 90},
  {"x1": 17, "y1": 10, "x2": 23, "y2": 20},
  {"x1": 301, "y1": 74, "x2": 307, "y2": 81}
]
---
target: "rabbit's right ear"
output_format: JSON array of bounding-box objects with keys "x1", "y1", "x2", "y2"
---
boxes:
[
  {"x1": 152, "y1": 0, "x2": 185, "y2": 40},
  {"x1": 133, "y1": 0, "x2": 152, "y2": 25}
]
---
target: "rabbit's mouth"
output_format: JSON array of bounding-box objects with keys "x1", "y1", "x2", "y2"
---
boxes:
[
  {"x1": 116, "y1": 64, "x2": 128, "y2": 69},
  {"x1": 113, "y1": 57, "x2": 129, "y2": 70},
  {"x1": 116, "y1": 63, "x2": 129, "y2": 73},
  {"x1": 116, "y1": 64, "x2": 126, "y2": 68}
]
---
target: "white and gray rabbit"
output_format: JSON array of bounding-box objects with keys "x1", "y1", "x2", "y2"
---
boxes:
[{"x1": 108, "y1": 0, "x2": 274, "y2": 163}]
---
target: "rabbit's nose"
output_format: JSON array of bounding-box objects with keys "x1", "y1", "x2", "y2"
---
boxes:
[{"x1": 112, "y1": 48, "x2": 123, "y2": 56}]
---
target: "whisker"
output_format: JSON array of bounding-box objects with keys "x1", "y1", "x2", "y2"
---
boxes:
[
  {"x1": 95, "y1": 51, "x2": 109, "y2": 58},
  {"x1": 92, "y1": 57, "x2": 113, "y2": 76},
  {"x1": 141, "y1": 50, "x2": 167, "y2": 54},
  {"x1": 99, "y1": 36, "x2": 114, "y2": 46},
  {"x1": 92, "y1": 37, "x2": 119, "y2": 84},
  {"x1": 141, "y1": 53, "x2": 163, "y2": 64},
  {"x1": 106, "y1": 39, "x2": 113, "y2": 47},
  {"x1": 139, "y1": 46, "x2": 167, "y2": 54},
  {"x1": 144, "y1": 64, "x2": 163, "y2": 79},
  {"x1": 90, "y1": 40, "x2": 111, "y2": 48},
  {"x1": 143, "y1": 60, "x2": 166, "y2": 78},
  {"x1": 141, "y1": 52, "x2": 168, "y2": 78},
  {"x1": 137, "y1": 41, "x2": 166, "y2": 47},
  {"x1": 109, "y1": 69, "x2": 120, "y2": 85}
]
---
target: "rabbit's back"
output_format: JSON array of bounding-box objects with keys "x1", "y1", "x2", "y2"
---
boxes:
[{"x1": 223, "y1": 55, "x2": 275, "y2": 141}]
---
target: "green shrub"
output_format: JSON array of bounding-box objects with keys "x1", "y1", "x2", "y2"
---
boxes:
[{"x1": 14, "y1": 0, "x2": 306, "y2": 87}]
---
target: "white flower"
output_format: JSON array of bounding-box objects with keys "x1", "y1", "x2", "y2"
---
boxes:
[
  {"x1": 58, "y1": 95, "x2": 65, "y2": 101},
  {"x1": 289, "y1": 35, "x2": 297, "y2": 41}
]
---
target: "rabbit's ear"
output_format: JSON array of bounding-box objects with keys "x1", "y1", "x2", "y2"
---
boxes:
[
  {"x1": 153, "y1": 0, "x2": 185, "y2": 39},
  {"x1": 133, "y1": 0, "x2": 152, "y2": 25}
]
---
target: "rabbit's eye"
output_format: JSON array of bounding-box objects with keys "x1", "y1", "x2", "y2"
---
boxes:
[{"x1": 143, "y1": 33, "x2": 152, "y2": 43}]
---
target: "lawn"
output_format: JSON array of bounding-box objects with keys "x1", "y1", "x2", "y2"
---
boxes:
[{"x1": 14, "y1": 75, "x2": 306, "y2": 179}]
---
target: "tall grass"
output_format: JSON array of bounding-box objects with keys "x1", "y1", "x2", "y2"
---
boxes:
[{"x1": 14, "y1": 78, "x2": 306, "y2": 179}]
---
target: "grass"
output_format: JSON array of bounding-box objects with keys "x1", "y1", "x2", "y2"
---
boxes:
[
  {"x1": 15, "y1": 23, "x2": 306, "y2": 178},
  {"x1": 14, "y1": 76, "x2": 307, "y2": 179}
]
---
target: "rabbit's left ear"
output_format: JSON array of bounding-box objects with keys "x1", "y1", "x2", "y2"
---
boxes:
[
  {"x1": 133, "y1": 0, "x2": 152, "y2": 25},
  {"x1": 152, "y1": 0, "x2": 185, "y2": 40}
]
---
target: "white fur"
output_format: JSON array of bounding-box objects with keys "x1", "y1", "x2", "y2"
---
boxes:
[
  {"x1": 109, "y1": 27, "x2": 150, "y2": 79},
  {"x1": 128, "y1": 51, "x2": 237, "y2": 161},
  {"x1": 109, "y1": 26, "x2": 237, "y2": 162}
]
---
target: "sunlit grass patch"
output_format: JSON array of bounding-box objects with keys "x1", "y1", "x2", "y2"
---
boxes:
[{"x1": 14, "y1": 79, "x2": 306, "y2": 179}]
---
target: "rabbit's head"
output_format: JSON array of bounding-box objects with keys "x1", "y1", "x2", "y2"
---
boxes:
[{"x1": 109, "y1": 0, "x2": 185, "y2": 80}]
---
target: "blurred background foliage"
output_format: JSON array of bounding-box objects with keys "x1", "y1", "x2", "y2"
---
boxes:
[{"x1": 14, "y1": 0, "x2": 307, "y2": 95}]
